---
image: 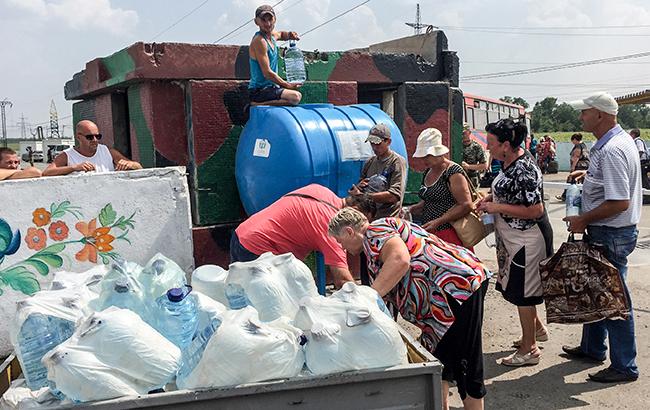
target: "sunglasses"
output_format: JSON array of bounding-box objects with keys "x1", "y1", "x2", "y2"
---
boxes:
[{"x1": 83, "y1": 133, "x2": 102, "y2": 141}]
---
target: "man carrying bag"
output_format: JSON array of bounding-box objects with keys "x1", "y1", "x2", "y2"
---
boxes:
[{"x1": 562, "y1": 92, "x2": 642, "y2": 383}]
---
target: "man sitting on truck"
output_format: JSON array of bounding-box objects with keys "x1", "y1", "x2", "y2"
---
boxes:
[
  {"x1": 43, "y1": 120, "x2": 142, "y2": 176},
  {"x1": 0, "y1": 148, "x2": 42, "y2": 181},
  {"x1": 230, "y1": 184, "x2": 376, "y2": 288}
]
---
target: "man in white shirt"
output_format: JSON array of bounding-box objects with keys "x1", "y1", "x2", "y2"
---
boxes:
[
  {"x1": 43, "y1": 120, "x2": 142, "y2": 176},
  {"x1": 562, "y1": 91, "x2": 642, "y2": 383}
]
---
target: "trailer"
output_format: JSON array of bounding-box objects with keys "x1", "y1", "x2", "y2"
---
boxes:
[{"x1": 0, "y1": 327, "x2": 442, "y2": 410}]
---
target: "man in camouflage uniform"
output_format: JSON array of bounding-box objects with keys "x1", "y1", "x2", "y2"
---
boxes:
[{"x1": 461, "y1": 124, "x2": 487, "y2": 188}]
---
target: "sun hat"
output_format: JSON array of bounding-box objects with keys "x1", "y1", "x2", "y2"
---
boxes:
[
  {"x1": 568, "y1": 91, "x2": 618, "y2": 116},
  {"x1": 413, "y1": 128, "x2": 449, "y2": 158},
  {"x1": 365, "y1": 123, "x2": 391, "y2": 144}
]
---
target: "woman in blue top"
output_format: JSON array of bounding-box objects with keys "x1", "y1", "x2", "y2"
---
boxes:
[{"x1": 248, "y1": 5, "x2": 302, "y2": 106}]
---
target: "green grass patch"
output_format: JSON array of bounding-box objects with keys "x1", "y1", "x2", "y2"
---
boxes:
[{"x1": 541, "y1": 129, "x2": 650, "y2": 142}]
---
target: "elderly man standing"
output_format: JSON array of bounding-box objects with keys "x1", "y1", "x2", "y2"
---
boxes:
[
  {"x1": 460, "y1": 123, "x2": 487, "y2": 188},
  {"x1": 43, "y1": 120, "x2": 142, "y2": 176},
  {"x1": 562, "y1": 91, "x2": 642, "y2": 383},
  {"x1": 349, "y1": 123, "x2": 407, "y2": 219},
  {"x1": 0, "y1": 148, "x2": 41, "y2": 181}
]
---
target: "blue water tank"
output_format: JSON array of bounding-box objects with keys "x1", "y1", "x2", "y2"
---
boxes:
[{"x1": 235, "y1": 104, "x2": 408, "y2": 215}]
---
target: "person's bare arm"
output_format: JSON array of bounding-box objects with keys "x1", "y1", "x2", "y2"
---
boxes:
[
  {"x1": 110, "y1": 148, "x2": 142, "y2": 171},
  {"x1": 422, "y1": 173, "x2": 473, "y2": 231},
  {"x1": 42, "y1": 153, "x2": 95, "y2": 176},
  {"x1": 6, "y1": 167, "x2": 41, "y2": 180},
  {"x1": 564, "y1": 200, "x2": 629, "y2": 233},
  {"x1": 370, "y1": 236, "x2": 411, "y2": 297},
  {"x1": 328, "y1": 266, "x2": 354, "y2": 289},
  {"x1": 251, "y1": 36, "x2": 298, "y2": 90},
  {"x1": 478, "y1": 201, "x2": 544, "y2": 220},
  {"x1": 570, "y1": 149, "x2": 581, "y2": 172}
]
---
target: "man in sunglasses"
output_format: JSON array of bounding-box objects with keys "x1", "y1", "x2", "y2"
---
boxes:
[{"x1": 43, "y1": 120, "x2": 142, "y2": 176}]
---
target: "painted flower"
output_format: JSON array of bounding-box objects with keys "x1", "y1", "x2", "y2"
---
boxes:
[
  {"x1": 32, "y1": 208, "x2": 52, "y2": 227},
  {"x1": 25, "y1": 227, "x2": 47, "y2": 251},
  {"x1": 48, "y1": 221, "x2": 69, "y2": 241},
  {"x1": 74, "y1": 219, "x2": 115, "y2": 263}
]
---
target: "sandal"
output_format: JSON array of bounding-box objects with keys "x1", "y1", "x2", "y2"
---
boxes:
[
  {"x1": 512, "y1": 328, "x2": 549, "y2": 348},
  {"x1": 500, "y1": 349, "x2": 541, "y2": 367}
]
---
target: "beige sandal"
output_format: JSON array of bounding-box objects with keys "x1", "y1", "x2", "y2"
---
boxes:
[
  {"x1": 500, "y1": 349, "x2": 541, "y2": 367},
  {"x1": 512, "y1": 328, "x2": 549, "y2": 348}
]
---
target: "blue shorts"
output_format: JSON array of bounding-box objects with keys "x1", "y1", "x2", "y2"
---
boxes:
[{"x1": 249, "y1": 86, "x2": 284, "y2": 103}]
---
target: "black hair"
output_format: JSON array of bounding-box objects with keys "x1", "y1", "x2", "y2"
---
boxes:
[
  {"x1": 345, "y1": 194, "x2": 377, "y2": 219},
  {"x1": 630, "y1": 128, "x2": 641, "y2": 138},
  {"x1": 485, "y1": 118, "x2": 528, "y2": 148},
  {"x1": 571, "y1": 133, "x2": 583, "y2": 142}
]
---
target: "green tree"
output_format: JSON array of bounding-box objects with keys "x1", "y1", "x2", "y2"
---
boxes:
[
  {"x1": 501, "y1": 96, "x2": 530, "y2": 109},
  {"x1": 531, "y1": 97, "x2": 558, "y2": 132}
]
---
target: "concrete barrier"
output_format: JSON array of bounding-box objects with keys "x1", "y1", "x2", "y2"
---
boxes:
[{"x1": 0, "y1": 167, "x2": 193, "y2": 356}]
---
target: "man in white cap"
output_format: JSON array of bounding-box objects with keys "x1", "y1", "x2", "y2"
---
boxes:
[
  {"x1": 349, "y1": 123, "x2": 407, "y2": 219},
  {"x1": 248, "y1": 4, "x2": 302, "y2": 106},
  {"x1": 562, "y1": 91, "x2": 642, "y2": 383}
]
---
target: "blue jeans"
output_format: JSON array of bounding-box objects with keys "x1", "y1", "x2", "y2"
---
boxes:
[
  {"x1": 229, "y1": 231, "x2": 259, "y2": 263},
  {"x1": 580, "y1": 225, "x2": 638, "y2": 376}
]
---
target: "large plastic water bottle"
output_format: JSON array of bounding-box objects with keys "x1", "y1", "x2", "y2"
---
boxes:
[
  {"x1": 177, "y1": 318, "x2": 222, "y2": 380},
  {"x1": 155, "y1": 286, "x2": 198, "y2": 350},
  {"x1": 100, "y1": 278, "x2": 142, "y2": 312},
  {"x1": 225, "y1": 283, "x2": 249, "y2": 310},
  {"x1": 17, "y1": 313, "x2": 75, "y2": 390},
  {"x1": 284, "y1": 40, "x2": 306, "y2": 84},
  {"x1": 365, "y1": 171, "x2": 389, "y2": 193},
  {"x1": 565, "y1": 182, "x2": 582, "y2": 217}
]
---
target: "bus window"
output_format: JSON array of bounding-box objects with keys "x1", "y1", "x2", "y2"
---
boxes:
[
  {"x1": 474, "y1": 109, "x2": 488, "y2": 131},
  {"x1": 466, "y1": 107, "x2": 475, "y2": 129}
]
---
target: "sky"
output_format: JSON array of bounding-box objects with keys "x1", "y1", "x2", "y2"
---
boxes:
[{"x1": 1, "y1": 0, "x2": 649, "y2": 139}]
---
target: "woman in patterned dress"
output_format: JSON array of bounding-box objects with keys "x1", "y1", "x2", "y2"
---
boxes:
[
  {"x1": 407, "y1": 128, "x2": 474, "y2": 248},
  {"x1": 329, "y1": 208, "x2": 491, "y2": 410},
  {"x1": 477, "y1": 118, "x2": 553, "y2": 367}
]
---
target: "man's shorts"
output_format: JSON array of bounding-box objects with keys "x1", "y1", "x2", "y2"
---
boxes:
[{"x1": 249, "y1": 86, "x2": 284, "y2": 103}]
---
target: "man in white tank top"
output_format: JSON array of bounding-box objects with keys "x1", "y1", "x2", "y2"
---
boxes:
[{"x1": 43, "y1": 120, "x2": 142, "y2": 176}]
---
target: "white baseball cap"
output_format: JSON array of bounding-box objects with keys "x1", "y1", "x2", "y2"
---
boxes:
[{"x1": 568, "y1": 91, "x2": 618, "y2": 116}]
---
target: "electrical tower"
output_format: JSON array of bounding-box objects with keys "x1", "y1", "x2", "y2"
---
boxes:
[
  {"x1": 0, "y1": 99, "x2": 13, "y2": 148},
  {"x1": 49, "y1": 99, "x2": 60, "y2": 139},
  {"x1": 405, "y1": 4, "x2": 433, "y2": 35},
  {"x1": 19, "y1": 114, "x2": 29, "y2": 139}
]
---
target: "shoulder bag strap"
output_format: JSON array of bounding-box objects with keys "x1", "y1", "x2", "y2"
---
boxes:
[{"x1": 283, "y1": 193, "x2": 339, "y2": 211}]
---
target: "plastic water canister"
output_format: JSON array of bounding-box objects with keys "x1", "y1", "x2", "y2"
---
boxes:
[
  {"x1": 155, "y1": 286, "x2": 199, "y2": 349},
  {"x1": 101, "y1": 278, "x2": 140, "y2": 312},
  {"x1": 17, "y1": 313, "x2": 75, "y2": 390},
  {"x1": 191, "y1": 265, "x2": 228, "y2": 305},
  {"x1": 365, "y1": 173, "x2": 388, "y2": 193},
  {"x1": 284, "y1": 40, "x2": 306, "y2": 84},
  {"x1": 565, "y1": 183, "x2": 582, "y2": 217},
  {"x1": 225, "y1": 283, "x2": 249, "y2": 310},
  {"x1": 177, "y1": 318, "x2": 222, "y2": 380}
]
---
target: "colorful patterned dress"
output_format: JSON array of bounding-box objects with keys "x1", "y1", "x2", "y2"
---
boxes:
[{"x1": 363, "y1": 217, "x2": 492, "y2": 353}]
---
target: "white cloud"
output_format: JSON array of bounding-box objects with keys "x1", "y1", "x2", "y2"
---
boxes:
[{"x1": 6, "y1": 0, "x2": 138, "y2": 36}]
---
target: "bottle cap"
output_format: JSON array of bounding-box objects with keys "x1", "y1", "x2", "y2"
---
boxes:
[
  {"x1": 114, "y1": 278, "x2": 130, "y2": 292},
  {"x1": 167, "y1": 287, "x2": 185, "y2": 302}
]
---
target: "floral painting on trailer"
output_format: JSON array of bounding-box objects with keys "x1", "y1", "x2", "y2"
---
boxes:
[{"x1": 0, "y1": 201, "x2": 136, "y2": 296}]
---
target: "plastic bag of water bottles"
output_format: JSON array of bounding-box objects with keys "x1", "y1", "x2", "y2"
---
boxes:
[
  {"x1": 294, "y1": 290, "x2": 407, "y2": 376},
  {"x1": 225, "y1": 252, "x2": 318, "y2": 322},
  {"x1": 0, "y1": 378, "x2": 66, "y2": 409},
  {"x1": 137, "y1": 253, "x2": 187, "y2": 301},
  {"x1": 177, "y1": 306, "x2": 305, "y2": 390},
  {"x1": 191, "y1": 264, "x2": 229, "y2": 306},
  {"x1": 48, "y1": 265, "x2": 108, "y2": 291},
  {"x1": 42, "y1": 307, "x2": 181, "y2": 402},
  {"x1": 10, "y1": 287, "x2": 96, "y2": 391},
  {"x1": 89, "y1": 261, "x2": 147, "y2": 320}
]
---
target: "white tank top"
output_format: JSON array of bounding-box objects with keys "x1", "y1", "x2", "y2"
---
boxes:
[{"x1": 64, "y1": 145, "x2": 115, "y2": 173}]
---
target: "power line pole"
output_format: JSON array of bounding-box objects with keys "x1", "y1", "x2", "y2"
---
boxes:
[
  {"x1": 405, "y1": 3, "x2": 434, "y2": 35},
  {"x1": 19, "y1": 113, "x2": 28, "y2": 139},
  {"x1": 0, "y1": 99, "x2": 13, "y2": 148}
]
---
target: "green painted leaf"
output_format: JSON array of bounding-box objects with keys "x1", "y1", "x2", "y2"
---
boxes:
[
  {"x1": 99, "y1": 253, "x2": 110, "y2": 265},
  {"x1": 24, "y1": 260, "x2": 49, "y2": 276},
  {"x1": 0, "y1": 219, "x2": 13, "y2": 246},
  {"x1": 35, "y1": 254, "x2": 63, "y2": 268},
  {"x1": 1, "y1": 267, "x2": 40, "y2": 295},
  {"x1": 42, "y1": 243, "x2": 66, "y2": 254},
  {"x1": 99, "y1": 204, "x2": 117, "y2": 227}
]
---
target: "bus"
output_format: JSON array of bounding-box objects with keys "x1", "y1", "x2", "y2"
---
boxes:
[{"x1": 463, "y1": 93, "x2": 531, "y2": 148}]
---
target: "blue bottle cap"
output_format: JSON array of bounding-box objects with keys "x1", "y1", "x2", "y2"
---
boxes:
[
  {"x1": 167, "y1": 287, "x2": 184, "y2": 302},
  {"x1": 115, "y1": 278, "x2": 130, "y2": 293}
]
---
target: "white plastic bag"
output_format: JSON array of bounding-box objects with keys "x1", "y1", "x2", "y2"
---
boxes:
[
  {"x1": 226, "y1": 252, "x2": 318, "y2": 322},
  {"x1": 43, "y1": 307, "x2": 181, "y2": 402},
  {"x1": 294, "y1": 284, "x2": 407, "y2": 375},
  {"x1": 191, "y1": 265, "x2": 229, "y2": 306},
  {"x1": 137, "y1": 253, "x2": 187, "y2": 301},
  {"x1": 48, "y1": 265, "x2": 108, "y2": 292},
  {"x1": 178, "y1": 306, "x2": 305, "y2": 389},
  {"x1": 0, "y1": 379, "x2": 65, "y2": 410}
]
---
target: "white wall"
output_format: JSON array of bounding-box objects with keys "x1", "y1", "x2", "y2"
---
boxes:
[{"x1": 0, "y1": 167, "x2": 193, "y2": 356}]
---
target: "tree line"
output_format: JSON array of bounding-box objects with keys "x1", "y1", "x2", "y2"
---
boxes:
[{"x1": 501, "y1": 96, "x2": 650, "y2": 132}]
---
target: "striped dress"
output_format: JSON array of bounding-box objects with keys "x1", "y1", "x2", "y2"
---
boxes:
[{"x1": 363, "y1": 218, "x2": 492, "y2": 353}]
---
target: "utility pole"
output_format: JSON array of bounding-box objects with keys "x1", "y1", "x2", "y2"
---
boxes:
[
  {"x1": 19, "y1": 113, "x2": 28, "y2": 139},
  {"x1": 49, "y1": 99, "x2": 60, "y2": 139},
  {"x1": 0, "y1": 99, "x2": 13, "y2": 148},
  {"x1": 405, "y1": 4, "x2": 434, "y2": 35}
]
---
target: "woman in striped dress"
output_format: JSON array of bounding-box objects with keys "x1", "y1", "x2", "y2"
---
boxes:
[{"x1": 329, "y1": 208, "x2": 491, "y2": 410}]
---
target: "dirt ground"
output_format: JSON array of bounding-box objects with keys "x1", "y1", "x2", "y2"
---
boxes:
[{"x1": 442, "y1": 172, "x2": 650, "y2": 409}]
